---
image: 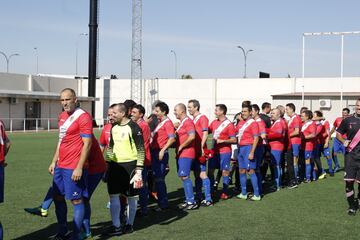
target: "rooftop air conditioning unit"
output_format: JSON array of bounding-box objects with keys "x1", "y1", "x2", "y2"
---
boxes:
[
  {"x1": 319, "y1": 99, "x2": 331, "y2": 109},
  {"x1": 9, "y1": 97, "x2": 18, "y2": 105}
]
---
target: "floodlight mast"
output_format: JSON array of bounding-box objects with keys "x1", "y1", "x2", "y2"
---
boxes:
[{"x1": 131, "y1": 0, "x2": 143, "y2": 104}]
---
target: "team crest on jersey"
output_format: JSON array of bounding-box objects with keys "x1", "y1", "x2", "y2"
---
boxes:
[
  {"x1": 121, "y1": 132, "x2": 126, "y2": 138},
  {"x1": 72, "y1": 191, "x2": 79, "y2": 197}
]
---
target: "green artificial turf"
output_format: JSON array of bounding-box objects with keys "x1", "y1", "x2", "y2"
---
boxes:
[{"x1": 0, "y1": 131, "x2": 358, "y2": 240}]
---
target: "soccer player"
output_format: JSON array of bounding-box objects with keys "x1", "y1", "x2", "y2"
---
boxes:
[
  {"x1": 0, "y1": 119, "x2": 11, "y2": 240},
  {"x1": 208, "y1": 104, "x2": 237, "y2": 200},
  {"x1": 25, "y1": 106, "x2": 108, "y2": 239},
  {"x1": 251, "y1": 104, "x2": 266, "y2": 195},
  {"x1": 48, "y1": 88, "x2": 93, "y2": 240},
  {"x1": 103, "y1": 103, "x2": 145, "y2": 236},
  {"x1": 267, "y1": 108, "x2": 286, "y2": 191},
  {"x1": 300, "y1": 110, "x2": 317, "y2": 183},
  {"x1": 313, "y1": 111, "x2": 334, "y2": 179},
  {"x1": 124, "y1": 99, "x2": 137, "y2": 116},
  {"x1": 99, "y1": 104, "x2": 116, "y2": 152},
  {"x1": 330, "y1": 107, "x2": 350, "y2": 172},
  {"x1": 131, "y1": 104, "x2": 151, "y2": 216},
  {"x1": 229, "y1": 113, "x2": 242, "y2": 191},
  {"x1": 236, "y1": 104, "x2": 260, "y2": 200},
  {"x1": 259, "y1": 102, "x2": 274, "y2": 183},
  {"x1": 145, "y1": 100, "x2": 164, "y2": 201},
  {"x1": 260, "y1": 102, "x2": 272, "y2": 128},
  {"x1": 174, "y1": 103, "x2": 198, "y2": 209},
  {"x1": 336, "y1": 99, "x2": 360, "y2": 215},
  {"x1": 276, "y1": 105, "x2": 288, "y2": 186},
  {"x1": 188, "y1": 99, "x2": 213, "y2": 206},
  {"x1": 285, "y1": 103, "x2": 302, "y2": 188},
  {"x1": 151, "y1": 102, "x2": 176, "y2": 210}
]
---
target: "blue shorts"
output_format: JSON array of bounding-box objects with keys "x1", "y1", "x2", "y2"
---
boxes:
[
  {"x1": 291, "y1": 144, "x2": 301, "y2": 157},
  {"x1": 313, "y1": 144, "x2": 321, "y2": 159},
  {"x1": 0, "y1": 164, "x2": 4, "y2": 203},
  {"x1": 178, "y1": 158, "x2": 193, "y2": 177},
  {"x1": 192, "y1": 159, "x2": 207, "y2": 172},
  {"x1": 322, "y1": 146, "x2": 331, "y2": 158},
  {"x1": 208, "y1": 152, "x2": 231, "y2": 171},
  {"x1": 238, "y1": 145, "x2": 257, "y2": 170},
  {"x1": 87, "y1": 173, "x2": 103, "y2": 199},
  {"x1": 254, "y1": 145, "x2": 265, "y2": 169},
  {"x1": 151, "y1": 149, "x2": 169, "y2": 178},
  {"x1": 271, "y1": 150, "x2": 283, "y2": 166},
  {"x1": 304, "y1": 150, "x2": 313, "y2": 160},
  {"x1": 333, "y1": 137, "x2": 345, "y2": 155},
  {"x1": 53, "y1": 167, "x2": 89, "y2": 200}
]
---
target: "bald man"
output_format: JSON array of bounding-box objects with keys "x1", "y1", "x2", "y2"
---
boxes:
[
  {"x1": 268, "y1": 108, "x2": 286, "y2": 191},
  {"x1": 49, "y1": 88, "x2": 93, "y2": 240},
  {"x1": 174, "y1": 103, "x2": 198, "y2": 210}
]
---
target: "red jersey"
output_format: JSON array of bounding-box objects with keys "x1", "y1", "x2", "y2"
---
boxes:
[
  {"x1": 57, "y1": 109, "x2": 93, "y2": 169},
  {"x1": 280, "y1": 118, "x2": 289, "y2": 151},
  {"x1": 314, "y1": 121, "x2": 323, "y2": 145},
  {"x1": 334, "y1": 117, "x2": 347, "y2": 139},
  {"x1": 301, "y1": 120, "x2": 317, "y2": 151},
  {"x1": 287, "y1": 114, "x2": 302, "y2": 145},
  {"x1": 209, "y1": 118, "x2": 236, "y2": 154},
  {"x1": 0, "y1": 120, "x2": 9, "y2": 163},
  {"x1": 99, "y1": 123, "x2": 112, "y2": 148},
  {"x1": 138, "y1": 119, "x2": 151, "y2": 166},
  {"x1": 255, "y1": 117, "x2": 266, "y2": 146},
  {"x1": 267, "y1": 119, "x2": 285, "y2": 151},
  {"x1": 151, "y1": 118, "x2": 175, "y2": 149},
  {"x1": 176, "y1": 117, "x2": 195, "y2": 159},
  {"x1": 88, "y1": 136, "x2": 106, "y2": 174},
  {"x1": 317, "y1": 120, "x2": 330, "y2": 145},
  {"x1": 193, "y1": 114, "x2": 209, "y2": 157},
  {"x1": 237, "y1": 118, "x2": 259, "y2": 146}
]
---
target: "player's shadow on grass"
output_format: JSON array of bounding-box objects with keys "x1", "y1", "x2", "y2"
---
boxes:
[
  {"x1": 12, "y1": 223, "x2": 59, "y2": 240},
  {"x1": 12, "y1": 188, "x2": 189, "y2": 240},
  {"x1": 93, "y1": 188, "x2": 189, "y2": 239}
]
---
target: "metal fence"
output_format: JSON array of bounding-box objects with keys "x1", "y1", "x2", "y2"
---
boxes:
[{"x1": 1, "y1": 118, "x2": 107, "y2": 132}]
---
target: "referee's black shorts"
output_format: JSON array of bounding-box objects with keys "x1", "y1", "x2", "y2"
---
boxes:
[
  {"x1": 107, "y1": 160, "x2": 139, "y2": 197},
  {"x1": 344, "y1": 152, "x2": 360, "y2": 183}
]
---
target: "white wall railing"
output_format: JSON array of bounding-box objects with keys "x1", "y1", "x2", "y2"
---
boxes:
[{"x1": 1, "y1": 118, "x2": 107, "y2": 133}]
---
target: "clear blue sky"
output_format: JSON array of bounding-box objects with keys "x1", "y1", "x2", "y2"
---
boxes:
[{"x1": 1, "y1": 0, "x2": 360, "y2": 78}]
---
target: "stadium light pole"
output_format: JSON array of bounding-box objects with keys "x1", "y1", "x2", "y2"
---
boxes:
[
  {"x1": 302, "y1": 31, "x2": 360, "y2": 111},
  {"x1": 75, "y1": 33, "x2": 88, "y2": 76},
  {"x1": 34, "y1": 47, "x2": 39, "y2": 75},
  {"x1": 237, "y1": 46, "x2": 253, "y2": 78},
  {"x1": 301, "y1": 35, "x2": 305, "y2": 106},
  {"x1": 170, "y1": 50, "x2": 177, "y2": 79},
  {"x1": 0, "y1": 51, "x2": 19, "y2": 73}
]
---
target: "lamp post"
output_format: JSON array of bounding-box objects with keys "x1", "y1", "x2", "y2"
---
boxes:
[
  {"x1": 34, "y1": 47, "x2": 39, "y2": 75},
  {"x1": 0, "y1": 51, "x2": 19, "y2": 73},
  {"x1": 237, "y1": 46, "x2": 253, "y2": 78},
  {"x1": 75, "y1": 33, "x2": 88, "y2": 76},
  {"x1": 170, "y1": 50, "x2": 177, "y2": 79}
]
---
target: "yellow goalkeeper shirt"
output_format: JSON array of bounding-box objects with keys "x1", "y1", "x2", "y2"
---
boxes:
[{"x1": 108, "y1": 120, "x2": 145, "y2": 167}]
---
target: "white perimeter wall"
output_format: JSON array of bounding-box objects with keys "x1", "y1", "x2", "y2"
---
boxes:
[{"x1": 81, "y1": 77, "x2": 360, "y2": 124}]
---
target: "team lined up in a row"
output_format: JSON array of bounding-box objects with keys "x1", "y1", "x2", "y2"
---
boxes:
[
  {"x1": 101, "y1": 99, "x2": 348, "y2": 212},
  {"x1": 21, "y1": 92, "x2": 350, "y2": 239}
]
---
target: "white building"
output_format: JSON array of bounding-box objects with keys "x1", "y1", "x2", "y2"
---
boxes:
[{"x1": 1, "y1": 72, "x2": 359, "y2": 130}]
